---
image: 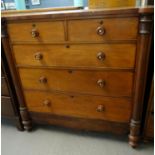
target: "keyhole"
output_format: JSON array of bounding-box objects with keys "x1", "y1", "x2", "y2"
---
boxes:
[
  {"x1": 68, "y1": 70, "x2": 73, "y2": 73},
  {"x1": 66, "y1": 45, "x2": 70, "y2": 48}
]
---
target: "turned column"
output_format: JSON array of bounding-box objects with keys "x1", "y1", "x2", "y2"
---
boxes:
[
  {"x1": 129, "y1": 13, "x2": 153, "y2": 147},
  {"x1": 1, "y1": 18, "x2": 32, "y2": 131}
]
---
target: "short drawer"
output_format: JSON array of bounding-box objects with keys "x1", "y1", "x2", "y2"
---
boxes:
[
  {"x1": 19, "y1": 68, "x2": 133, "y2": 97},
  {"x1": 8, "y1": 21, "x2": 65, "y2": 42},
  {"x1": 24, "y1": 91, "x2": 132, "y2": 123},
  {"x1": 1, "y1": 77, "x2": 9, "y2": 96},
  {"x1": 13, "y1": 44, "x2": 136, "y2": 68},
  {"x1": 68, "y1": 17, "x2": 138, "y2": 41},
  {"x1": 1, "y1": 96, "x2": 14, "y2": 116}
]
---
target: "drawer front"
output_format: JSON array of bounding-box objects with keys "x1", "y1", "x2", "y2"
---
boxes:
[
  {"x1": 24, "y1": 91, "x2": 132, "y2": 123},
  {"x1": 1, "y1": 96, "x2": 14, "y2": 116},
  {"x1": 19, "y1": 68, "x2": 133, "y2": 97},
  {"x1": 1, "y1": 77, "x2": 9, "y2": 96},
  {"x1": 68, "y1": 18, "x2": 138, "y2": 41},
  {"x1": 8, "y1": 21, "x2": 65, "y2": 42},
  {"x1": 13, "y1": 44, "x2": 136, "y2": 68}
]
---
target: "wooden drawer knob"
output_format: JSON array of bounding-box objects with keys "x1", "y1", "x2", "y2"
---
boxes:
[
  {"x1": 97, "y1": 52, "x2": 106, "y2": 61},
  {"x1": 97, "y1": 105, "x2": 105, "y2": 112},
  {"x1": 97, "y1": 79, "x2": 106, "y2": 88},
  {"x1": 39, "y1": 76, "x2": 47, "y2": 84},
  {"x1": 96, "y1": 26, "x2": 105, "y2": 36},
  {"x1": 34, "y1": 52, "x2": 43, "y2": 60},
  {"x1": 31, "y1": 29, "x2": 39, "y2": 38},
  {"x1": 43, "y1": 99, "x2": 51, "y2": 106}
]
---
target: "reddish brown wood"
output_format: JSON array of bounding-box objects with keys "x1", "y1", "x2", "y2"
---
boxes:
[
  {"x1": 30, "y1": 112, "x2": 129, "y2": 134},
  {"x1": 1, "y1": 7, "x2": 154, "y2": 147},
  {"x1": 18, "y1": 68, "x2": 133, "y2": 97},
  {"x1": 129, "y1": 13, "x2": 153, "y2": 148},
  {"x1": 24, "y1": 90, "x2": 132, "y2": 123},
  {"x1": 0, "y1": 7, "x2": 148, "y2": 21},
  {"x1": 12, "y1": 44, "x2": 136, "y2": 69}
]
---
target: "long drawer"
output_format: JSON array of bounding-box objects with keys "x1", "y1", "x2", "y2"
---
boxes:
[
  {"x1": 19, "y1": 68, "x2": 133, "y2": 97},
  {"x1": 7, "y1": 21, "x2": 65, "y2": 42},
  {"x1": 24, "y1": 90, "x2": 132, "y2": 123},
  {"x1": 68, "y1": 17, "x2": 138, "y2": 41},
  {"x1": 13, "y1": 44, "x2": 136, "y2": 68}
]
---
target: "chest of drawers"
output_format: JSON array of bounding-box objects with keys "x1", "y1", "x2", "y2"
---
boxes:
[{"x1": 1, "y1": 7, "x2": 153, "y2": 147}]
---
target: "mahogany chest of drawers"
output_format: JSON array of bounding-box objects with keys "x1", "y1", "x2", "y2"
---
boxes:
[{"x1": 1, "y1": 7, "x2": 153, "y2": 147}]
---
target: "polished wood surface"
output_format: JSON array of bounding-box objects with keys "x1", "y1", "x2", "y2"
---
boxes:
[
  {"x1": 1, "y1": 7, "x2": 153, "y2": 147},
  {"x1": 128, "y1": 13, "x2": 153, "y2": 148},
  {"x1": 2, "y1": 7, "x2": 153, "y2": 21},
  {"x1": 24, "y1": 91, "x2": 132, "y2": 122},
  {"x1": 69, "y1": 18, "x2": 138, "y2": 41},
  {"x1": 13, "y1": 44, "x2": 136, "y2": 68},
  {"x1": 19, "y1": 68, "x2": 133, "y2": 97},
  {"x1": 30, "y1": 112, "x2": 129, "y2": 134},
  {"x1": 8, "y1": 21, "x2": 65, "y2": 42}
]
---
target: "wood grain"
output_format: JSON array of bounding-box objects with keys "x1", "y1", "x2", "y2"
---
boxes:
[
  {"x1": 1, "y1": 7, "x2": 153, "y2": 146},
  {"x1": 18, "y1": 68, "x2": 133, "y2": 97},
  {"x1": 30, "y1": 112, "x2": 129, "y2": 134},
  {"x1": 68, "y1": 17, "x2": 138, "y2": 41},
  {"x1": 12, "y1": 44, "x2": 136, "y2": 68},
  {"x1": 8, "y1": 21, "x2": 65, "y2": 42},
  {"x1": 24, "y1": 90, "x2": 132, "y2": 123}
]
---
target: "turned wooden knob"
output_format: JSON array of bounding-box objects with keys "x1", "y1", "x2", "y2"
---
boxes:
[
  {"x1": 31, "y1": 29, "x2": 39, "y2": 38},
  {"x1": 97, "y1": 79, "x2": 106, "y2": 88},
  {"x1": 96, "y1": 26, "x2": 105, "y2": 36},
  {"x1": 39, "y1": 76, "x2": 47, "y2": 84},
  {"x1": 34, "y1": 52, "x2": 43, "y2": 60},
  {"x1": 97, "y1": 105, "x2": 105, "y2": 112},
  {"x1": 97, "y1": 52, "x2": 106, "y2": 61},
  {"x1": 43, "y1": 99, "x2": 51, "y2": 106}
]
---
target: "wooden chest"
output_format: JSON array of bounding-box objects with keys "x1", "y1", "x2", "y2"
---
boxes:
[{"x1": 1, "y1": 7, "x2": 153, "y2": 147}]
